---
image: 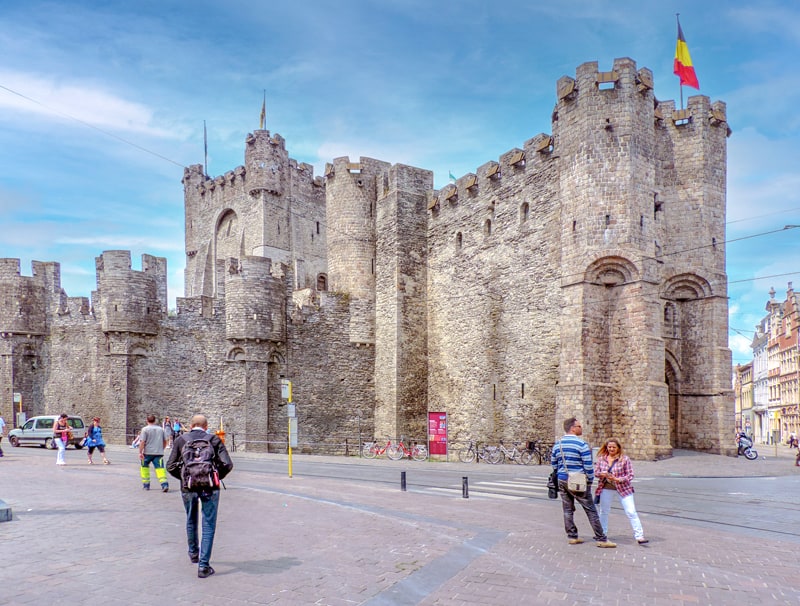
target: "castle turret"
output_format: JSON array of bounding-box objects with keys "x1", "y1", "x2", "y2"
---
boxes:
[
  {"x1": 225, "y1": 256, "x2": 286, "y2": 343},
  {"x1": 325, "y1": 156, "x2": 390, "y2": 301},
  {"x1": 0, "y1": 259, "x2": 50, "y2": 335},
  {"x1": 95, "y1": 251, "x2": 165, "y2": 335}
]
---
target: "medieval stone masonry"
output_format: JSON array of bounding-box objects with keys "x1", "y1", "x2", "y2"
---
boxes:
[{"x1": 0, "y1": 58, "x2": 734, "y2": 459}]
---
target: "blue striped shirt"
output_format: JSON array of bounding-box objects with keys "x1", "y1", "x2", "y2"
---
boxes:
[{"x1": 551, "y1": 435, "x2": 594, "y2": 482}]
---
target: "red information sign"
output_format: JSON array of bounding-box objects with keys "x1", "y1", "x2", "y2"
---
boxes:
[{"x1": 428, "y1": 412, "x2": 447, "y2": 456}]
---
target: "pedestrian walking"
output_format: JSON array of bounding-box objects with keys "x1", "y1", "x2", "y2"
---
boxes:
[
  {"x1": 85, "y1": 417, "x2": 110, "y2": 465},
  {"x1": 594, "y1": 438, "x2": 647, "y2": 544},
  {"x1": 167, "y1": 414, "x2": 233, "y2": 578},
  {"x1": 53, "y1": 413, "x2": 71, "y2": 466},
  {"x1": 138, "y1": 414, "x2": 169, "y2": 492},
  {"x1": 163, "y1": 416, "x2": 174, "y2": 447},
  {"x1": 173, "y1": 418, "x2": 183, "y2": 437},
  {"x1": 551, "y1": 417, "x2": 616, "y2": 548}
]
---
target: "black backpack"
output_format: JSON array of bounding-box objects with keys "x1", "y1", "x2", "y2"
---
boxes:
[{"x1": 180, "y1": 435, "x2": 219, "y2": 492}]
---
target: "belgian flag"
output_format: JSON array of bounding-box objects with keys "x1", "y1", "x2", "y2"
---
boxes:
[{"x1": 673, "y1": 18, "x2": 699, "y2": 90}]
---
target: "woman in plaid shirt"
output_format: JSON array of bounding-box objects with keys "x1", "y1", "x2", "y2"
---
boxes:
[{"x1": 594, "y1": 438, "x2": 648, "y2": 544}]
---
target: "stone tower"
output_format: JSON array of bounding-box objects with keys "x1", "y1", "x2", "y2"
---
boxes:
[{"x1": 554, "y1": 58, "x2": 731, "y2": 458}]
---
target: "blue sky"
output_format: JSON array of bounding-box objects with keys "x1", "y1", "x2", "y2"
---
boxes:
[{"x1": 0, "y1": 0, "x2": 798, "y2": 365}]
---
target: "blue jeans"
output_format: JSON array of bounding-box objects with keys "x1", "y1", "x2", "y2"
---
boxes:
[{"x1": 182, "y1": 490, "x2": 220, "y2": 568}]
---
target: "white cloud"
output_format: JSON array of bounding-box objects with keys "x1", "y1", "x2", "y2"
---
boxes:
[{"x1": 0, "y1": 70, "x2": 175, "y2": 138}]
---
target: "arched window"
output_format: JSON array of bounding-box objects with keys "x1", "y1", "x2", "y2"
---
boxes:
[
  {"x1": 484, "y1": 219, "x2": 492, "y2": 236},
  {"x1": 520, "y1": 202, "x2": 530, "y2": 223},
  {"x1": 317, "y1": 273, "x2": 328, "y2": 291},
  {"x1": 455, "y1": 232, "x2": 463, "y2": 251}
]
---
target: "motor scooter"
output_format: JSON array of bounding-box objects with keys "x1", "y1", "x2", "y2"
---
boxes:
[{"x1": 737, "y1": 435, "x2": 758, "y2": 460}]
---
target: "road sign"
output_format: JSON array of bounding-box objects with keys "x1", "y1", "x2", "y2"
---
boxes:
[{"x1": 13, "y1": 392, "x2": 21, "y2": 403}]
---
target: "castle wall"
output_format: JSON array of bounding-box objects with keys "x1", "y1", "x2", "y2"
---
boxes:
[
  {"x1": 1, "y1": 57, "x2": 733, "y2": 459},
  {"x1": 426, "y1": 135, "x2": 562, "y2": 446},
  {"x1": 286, "y1": 292, "x2": 375, "y2": 449}
]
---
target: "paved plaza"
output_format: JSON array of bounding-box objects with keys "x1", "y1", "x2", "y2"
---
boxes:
[{"x1": 1, "y1": 444, "x2": 799, "y2": 605}]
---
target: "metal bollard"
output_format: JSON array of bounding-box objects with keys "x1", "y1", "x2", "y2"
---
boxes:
[
  {"x1": 401, "y1": 471, "x2": 407, "y2": 492},
  {"x1": 462, "y1": 476, "x2": 469, "y2": 499}
]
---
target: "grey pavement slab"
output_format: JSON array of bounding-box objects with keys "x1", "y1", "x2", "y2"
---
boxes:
[{"x1": 1, "y1": 444, "x2": 798, "y2": 605}]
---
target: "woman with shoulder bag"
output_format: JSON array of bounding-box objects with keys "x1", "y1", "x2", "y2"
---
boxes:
[
  {"x1": 594, "y1": 438, "x2": 648, "y2": 544},
  {"x1": 53, "y1": 413, "x2": 70, "y2": 466}
]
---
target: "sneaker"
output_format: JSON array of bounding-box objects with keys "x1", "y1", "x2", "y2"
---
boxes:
[
  {"x1": 568, "y1": 538, "x2": 584, "y2": 545},
  {"x1": 142, "y1": 484, "x2": 150, "y2": 491},
  {"x1": 637, "y1": 538, "x2": 649, "y2": 544},
  {"x1": 189, "y1": 553, "x2": 199, "y2": 564},
  {"x1": 161, "y1": 484, "x2": 169, "y2": 493},
  {"x1": 197, "y1": 566, "x2": 215, "y2": 578},
  {"x1": 596, "y1": 541, "x2": 617, "y2": 548}
]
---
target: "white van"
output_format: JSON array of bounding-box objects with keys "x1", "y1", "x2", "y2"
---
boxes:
[{"x1": 8, "y1": 415, "x2": 87, "y2": 449}]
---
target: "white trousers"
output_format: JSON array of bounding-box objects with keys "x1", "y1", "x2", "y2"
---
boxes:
[
  {"x1": 598, "y1": 489, "x2": 644, "y2": 540},
  {"x1": 55, "y1": 437, "x2": 66, "y2": 465}
]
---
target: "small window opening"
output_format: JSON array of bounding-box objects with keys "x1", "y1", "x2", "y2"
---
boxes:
[
  {"x1": 521, "y1": 383, "x2": 525, "y2": 398},
  {"x1": 492, "y1": 384, "x2": 496, "y2": 400},
  {"x1": 520, "y1": 202, "x2": 530, "y2": 223},
  {"x1": 572, "y1": 220, "x2": 577, "y2": 232},
  {"x1": 316, "y1": 221, "x2": 320, "y2": 234},
  {"x1": 605, "y1": 214, "x2": 611, "y2": 226},
  {"x1": 484, "y1": 219, "x2": 492, "y2": 236},
  {"x1": 456, "y1": 232, "x2": 463, "y2": 250}
]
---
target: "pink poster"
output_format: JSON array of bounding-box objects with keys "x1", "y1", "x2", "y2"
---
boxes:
[{"x1": 428, "y1": 412, "x2": 447, "y2": 456}]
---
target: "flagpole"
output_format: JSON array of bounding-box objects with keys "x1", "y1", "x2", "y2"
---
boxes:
[
  {"x1": 676, "y1": 14, "x2": 683, "y2": 110},
  {"x1": 203, "y1": 120, "x2": 208, "y2": 177}
]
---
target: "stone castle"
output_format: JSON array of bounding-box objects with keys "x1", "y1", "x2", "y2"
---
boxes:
[{"x1": 0, "y1": 58, "x2": 734, "y2": 459}]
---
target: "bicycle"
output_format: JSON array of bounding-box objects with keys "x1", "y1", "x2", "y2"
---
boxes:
[
  {"x1": 387, "y1": 439, "x2": 428, "y2": 461},
  {"x1": 457, "y1": 440, "x2": 501, "y2": 464},
  {"x1": 362, "y1": 437, "x2": 393, "y2": 459},
  {"x1": 495, "y1": 440, "x2": 530, "y2": 464},
  {"x1": 524, "y1": 439, "x2": 553, "y2": 465}
]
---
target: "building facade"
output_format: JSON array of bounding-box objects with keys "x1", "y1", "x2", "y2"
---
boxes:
[{"x1": 0, "y1": 58, "x2": 735, "y2": 459}]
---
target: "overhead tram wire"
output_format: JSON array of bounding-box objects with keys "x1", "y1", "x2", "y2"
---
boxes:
[{"x1": 0, "y1": 83, "x2": 186, "y2": 169}]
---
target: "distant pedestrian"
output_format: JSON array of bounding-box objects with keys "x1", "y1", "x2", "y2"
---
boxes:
[
  {"x1": 163, "y1": 416, "x2": 174, "y2": 447},
  {"x1": 138, "y1": 414, "x2": 169, "y2": 492},
  {"x1": 0, "y1": 414, "x2": 6, "y2": 457},
  {"x1": 167, "y1": 414, "x2": 234, "y2": 578},
  {"x1": 594, "y1": 438, "x2": 647, "y2": 544},
  {"x1": 551, "y1": 417, "x2": 616, "y2": 548},
  {"x1": 53, "y1": 413, "x2": 71, "y2": 466},
  {"x1": 173, "y1": 418, "x2": 183, "y2": 437},
  {"x1": 85, "y1": 417, "x2": 110, "y2": 465}
]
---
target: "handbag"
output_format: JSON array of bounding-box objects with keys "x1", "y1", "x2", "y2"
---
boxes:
[
  {"x1": 558, "y1": 441, "x2": 588, "y2": 494},
  {"x1": 547, "y1": 470, "x2": 559, "y2": 499},
  {"x1": 567, "y1": 471, "x2": 587, "y2": 493}
]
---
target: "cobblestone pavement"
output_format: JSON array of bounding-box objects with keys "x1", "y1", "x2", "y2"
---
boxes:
[{"x1": 1, "y1": 444, "x2": 798, "y2": 605}]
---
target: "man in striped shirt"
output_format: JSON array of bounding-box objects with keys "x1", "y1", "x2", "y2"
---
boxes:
[{"x1": 551, "y1": 417, "x2": 616, "y2": 548}]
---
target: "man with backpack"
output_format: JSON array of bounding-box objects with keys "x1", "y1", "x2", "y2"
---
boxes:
[{"x1": 166, "y1": 414, "x2": 233, "y2": 579}]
